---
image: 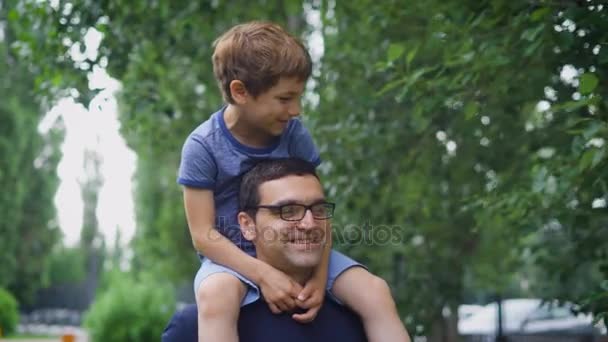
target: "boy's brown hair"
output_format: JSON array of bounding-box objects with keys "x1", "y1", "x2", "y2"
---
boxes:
[{"x1": 212, "y1": 21, "x2": 312, "y2": 104}]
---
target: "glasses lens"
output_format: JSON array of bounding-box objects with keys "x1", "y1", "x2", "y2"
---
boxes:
[
  {"x1": 281, "y1": 204, "x2": 306, "y2": 220},
  {"x1": 311, "y1": 203, "x2": 333, "y2": 219}
]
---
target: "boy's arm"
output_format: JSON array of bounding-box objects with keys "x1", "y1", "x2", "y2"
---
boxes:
[
  {"x1": 183, "y1": 187, "x2": 302, "y2": 312},
  {"x1": 313, "y1": 224, "x2": 332, "y2": 282}
]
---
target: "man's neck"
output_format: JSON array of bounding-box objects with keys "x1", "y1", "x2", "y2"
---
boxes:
[
  {"x1": 224, "y1": 104, "x2": 275, "y2": 148},
  {"x1": 286, "y1": 267, "x2": 314, "y2": 287},
  {"x1": 258, "y1": 254, "x2": 314, "y2": 286}
]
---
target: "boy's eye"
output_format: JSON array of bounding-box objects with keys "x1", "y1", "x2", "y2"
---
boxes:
[{"x1": 278, "y1": 97, "x2": 292, "y2": 102}]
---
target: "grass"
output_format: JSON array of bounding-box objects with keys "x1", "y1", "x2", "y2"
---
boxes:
[{"x1": 0, "y1": 334, "x2": 54, "y2": 340}]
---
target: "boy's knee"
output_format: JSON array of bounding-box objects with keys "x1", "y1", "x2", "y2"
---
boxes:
[{"x1": 196, "y1": 273, "x2": 243, "y2": 319}]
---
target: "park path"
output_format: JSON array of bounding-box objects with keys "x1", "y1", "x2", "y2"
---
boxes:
[
  {"x1": 0, "y1": 327, "x2": 88, "y2": 342},
  {"x1": 0, "y1": 339, "x2": 60, "y2": 342}
]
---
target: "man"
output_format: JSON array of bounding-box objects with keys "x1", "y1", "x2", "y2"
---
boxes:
[{"x1": 163, "y1": 158, "x2": 378, "y2": 341}]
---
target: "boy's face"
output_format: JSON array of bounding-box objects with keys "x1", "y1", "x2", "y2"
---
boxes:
[{"x1": 241, "y1": 77, "x2": 306, "y2": 137}]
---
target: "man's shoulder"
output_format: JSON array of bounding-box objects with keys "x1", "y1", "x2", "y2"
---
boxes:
[{"x1": 162, "y1": 299, "x2": 367, "y2": 342}]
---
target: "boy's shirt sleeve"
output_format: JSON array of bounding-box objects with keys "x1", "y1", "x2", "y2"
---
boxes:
[
  {"x1": 289, "y1": 120, "x2": 322, "y2": 167},
  {"x1": 177, "y1": 135, "x2": 217, "y2": 189}
]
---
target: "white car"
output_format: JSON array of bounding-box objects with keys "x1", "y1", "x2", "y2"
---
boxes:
[
  {"x1": 458, "y1": 304, "x2": 485, "y2": 320},
  {"x1": 458, "y1": 298, "x2": 604, "y2": 342}
]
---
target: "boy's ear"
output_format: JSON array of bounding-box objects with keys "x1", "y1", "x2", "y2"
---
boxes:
[
  {"x1": 238, "y1": 211, "x2": 256, "y2": 241},
  {"x1": 229, "y1": 80, "x2": 249, "y2": 104}
]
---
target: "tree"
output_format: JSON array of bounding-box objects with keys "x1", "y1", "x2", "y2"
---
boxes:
[
  {"x1": 10, "y1": 0, "x2": 312, "y2": 282},
  {"x1": 79, "y1": 148, "x2": 106, "y2": 304},
  {"x1": 314, "y1": 0, "x2": 607, "y2": 332},
  {"x1": 10, "y1": 0, "x2": 607, "y2": 335},
  {"x1": 0, "y1": 0, "x2": 63, "y2": 305}
]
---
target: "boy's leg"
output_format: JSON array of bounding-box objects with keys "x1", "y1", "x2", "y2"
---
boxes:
[{"x1": 196, "y1": 272, "x2": 247, "y2": 342}]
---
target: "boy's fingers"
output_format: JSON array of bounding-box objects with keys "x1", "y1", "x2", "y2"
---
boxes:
[
  {"x1": 276, "y1": 300, "x2": 291, "y2": 312},
  {"x1": 290, "y1": 284, "x2": 303, "y2": 298},
  {"x1": 282, "y1": 297, "x2": 297, "y2": 310},
  {"x1": 309, "y1": 296, "x2": 323, "y2": 307},
  {"x1": 292, "y1": 307, "x2": 319, "y2": 323},
  {"x1": 297, "y1": 288, "x2": 310, "y2": 301},
  {"x1": 296, "y1": 298, "x2": 311, "y2": 309},
  {"x1": 268, "y1": 303, "x2": 282, "y2": 314},
  {"x1": 273, "y1": 293, "x2": 295, "y2": 309}
]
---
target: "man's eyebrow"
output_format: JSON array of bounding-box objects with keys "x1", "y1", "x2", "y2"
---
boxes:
[{"x1": 270, "y1": 198, "x2": 326, "y2": 206}]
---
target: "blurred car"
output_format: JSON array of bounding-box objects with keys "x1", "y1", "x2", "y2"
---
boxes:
[
  {"x1": 459, "y1": 304, "x2": 485, "y2": 320},
  {"x1": 458, "y1": 298, "x2": 605, "y2": 342}
]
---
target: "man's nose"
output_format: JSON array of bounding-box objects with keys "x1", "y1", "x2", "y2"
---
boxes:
[{"x1": 297, "y1": 209, "x2": 317, "y2": 229}]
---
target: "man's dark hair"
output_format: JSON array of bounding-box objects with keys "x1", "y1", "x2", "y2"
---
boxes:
[{"x1": 239, "y1": 158, "x2": 319, "y2": 213}]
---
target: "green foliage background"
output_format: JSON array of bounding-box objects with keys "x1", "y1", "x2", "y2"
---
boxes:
[
  {"x1": 83, "y1": 272, "x2": 175, "y2": 342},
  {"x1": 0, "y1": 287, "x2": 19, "y2": 336},
  {"x1": 0, "y1": 0, "x2": 63, "y2": 306},
  {"x1": 2, "y1": 0, "x2": 607, "y2": 333}
]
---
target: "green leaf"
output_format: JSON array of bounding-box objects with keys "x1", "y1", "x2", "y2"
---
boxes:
[
  {"x1": 591, "y1": 148, "x2": 605, "y2": 169},
  {"x1": 583, "y1": 121, "x2": 604, "y2": 140},
  {"x1": 579, "y1": 73, "x2": 599, "y2": 94},
  {"x1": 8, "y1": 9, "x2": 19, "y2": 22},
  {"x1": 52, "y1": 73, "x2": 62, "y2": 87},
  {"x1": 387, "y1": 43, "x2": 406, "y2": 62},
  {"x1": 554, "y1": 98, "x2": 592, "y2": 112},
  {"x1": 530, "y1": 7, "x2": 550, "y2": 22},
  {"x1": 376, "y1": 77, "x2": 408, "y2": 96},
  {"x1": 521, "y1": 25, "x2": 544, "y2": 42},
  {"x1": 464, "y1": 102, "x2": 479, "y2": 120},
  {"x1": 579, "y1": 149, "x2": 595, "y2": 171},
  {"x1": 406, "y1": 46, "x2": 418, "y2": 67},
  {"x1": 285, "y1": 1, "x2": 301, "y2": 16}
]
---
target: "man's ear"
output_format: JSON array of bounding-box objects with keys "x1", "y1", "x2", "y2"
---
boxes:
[
  {"x1": 229, "y1": 80, "x2": 249, "y2": 104},
  {"x1": 238, "y1": 211, "x2": 256, "y2": 241}
]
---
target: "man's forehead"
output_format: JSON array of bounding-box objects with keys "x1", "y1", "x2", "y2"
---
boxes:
[{"x1": 258, "y1": 174, "x2": 323, "y2": 203}]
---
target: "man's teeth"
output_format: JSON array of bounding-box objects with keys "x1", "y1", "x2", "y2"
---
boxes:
[{"x1": 289, "y1": 238, "x2": 317, "y2": 243}]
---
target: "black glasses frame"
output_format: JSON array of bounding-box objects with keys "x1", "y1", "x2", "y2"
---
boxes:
[{"x1": 247, "y1": 202, "x2": 335, "y2": 221}]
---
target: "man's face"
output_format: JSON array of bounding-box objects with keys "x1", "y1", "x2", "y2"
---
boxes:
[
  {"x1": 244, "y1": 174, "x2": 328, "y2": 272},
  {"x1": 243, "y1": 77, "x2": 305, "y2": 137}
]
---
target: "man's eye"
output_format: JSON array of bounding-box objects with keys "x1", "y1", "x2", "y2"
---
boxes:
[
  {"x1": 311, "y1": 206, "x2": 326, "y2": 215},
  {"x1": 282, "y1": 205, "x2": 297, "y2": 214},
  {"x1": 281, "y1": 205, "x2": 301, "y2": 218}
]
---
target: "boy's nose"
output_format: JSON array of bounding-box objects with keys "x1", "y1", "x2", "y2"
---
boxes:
[{"x1": 288, "y1": 102, "x2": 301, "y2": 117}]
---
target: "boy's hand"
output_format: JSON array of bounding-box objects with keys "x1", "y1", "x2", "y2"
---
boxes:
[
  {"x1": 258, "y1": 265, "x2": 302, "y2": 314},
  {"x1": 292, "y1": 275, "x2": 325, "y2": 323}
]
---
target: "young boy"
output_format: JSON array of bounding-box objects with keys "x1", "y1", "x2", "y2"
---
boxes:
[{"x1": 177, "y1": 21, "x2": 410, "y2": 342}]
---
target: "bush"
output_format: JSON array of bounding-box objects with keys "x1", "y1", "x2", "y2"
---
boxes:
[
  {"x1": 83, "y1": 273, "x2": 175, "y2": 342},
  {"x1": 0, "y1": 287, "x2": 19, "y2": 336}
]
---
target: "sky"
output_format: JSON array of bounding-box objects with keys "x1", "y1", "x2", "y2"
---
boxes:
[{"x1": 40, "y1": 63, "x2": 136, "y2": 248}]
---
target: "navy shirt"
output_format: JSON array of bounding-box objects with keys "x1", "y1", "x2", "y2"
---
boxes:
[{"x1": 162, "y1": 299, "x2": 367, "y2": 342}]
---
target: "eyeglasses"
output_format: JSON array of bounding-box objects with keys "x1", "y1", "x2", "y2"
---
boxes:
[{"x1": 248, "y1": 202, "x2": 335, "y2": 221}]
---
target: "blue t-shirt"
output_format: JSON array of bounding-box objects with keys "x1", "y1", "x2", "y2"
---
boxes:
[{"x1": 177, "y1": 106, "x2": 321, "y2": 255}]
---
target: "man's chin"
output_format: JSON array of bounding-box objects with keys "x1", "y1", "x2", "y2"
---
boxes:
[{"x1": 284, "y1": 243, "x2": 323, "y2": 266}]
